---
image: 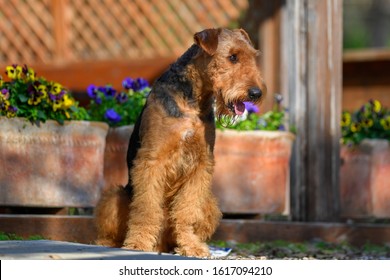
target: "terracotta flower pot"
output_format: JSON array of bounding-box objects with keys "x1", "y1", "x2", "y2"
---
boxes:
[
  {"x1": 340, "y1": 139, "x2": 390, "y2": 218},
  {"x1": 0, "y1": 117, "x2": 108, "y2": 208},
  {"x1": 103, "y1": 125, "x2": 134, "y2": 190},
  {"x1": 212, "y1": 130, "x2": 295, "y2": 215}
]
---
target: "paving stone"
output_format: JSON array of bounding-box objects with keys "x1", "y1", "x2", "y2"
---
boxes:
[{"x1": 0, "y1": 240, "x2": 193, "y2": 260}]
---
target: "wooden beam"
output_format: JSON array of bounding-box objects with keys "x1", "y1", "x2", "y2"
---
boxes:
[
  {"x1": 1, "y1": 215, "x2": 390, "y2": 247},
  {"x1": 214, "y1": 219, "x2": 390, "y2": 246},
  {"x1": 0, "y1": 57, "x2": 175, "y2": 92},
  {"x1": 0, "y1": 215, "x2": 96, "y2": 244},
  {"x1": 281, "y1": 0, "x2": 342, "y2": 221}
]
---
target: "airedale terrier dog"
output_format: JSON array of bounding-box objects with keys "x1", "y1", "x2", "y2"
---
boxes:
[{"x1": 95, "y1": 28, "x2": 266, "y2": 257}]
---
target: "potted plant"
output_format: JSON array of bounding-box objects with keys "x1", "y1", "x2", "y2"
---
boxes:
[
  {"x1": 340, "y1": 99, "x2": 390, "y2": 218},
  {"x1": 86, "y1": 78, "x2": 150, "y2": 190},
  {"x1": 212, "y1": 94, "x2": 295, "y2": 215},
  {"x1": 0, "y1": 64, "x2": 108, "y2": 208}
]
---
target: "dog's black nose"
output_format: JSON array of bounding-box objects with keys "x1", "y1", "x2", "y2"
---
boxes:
[{"x1": 248, "y1": 87, "x2": 262, "y2": 101}]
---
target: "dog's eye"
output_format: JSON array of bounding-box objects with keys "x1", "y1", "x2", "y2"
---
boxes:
[{"x1": 229, "y1": 54, "x2": 238, "y2": 63}]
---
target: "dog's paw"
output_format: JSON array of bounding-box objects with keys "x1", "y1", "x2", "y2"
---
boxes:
[
  {"x1": 175, "y1": 243, "x2": 210, "y2": 258},
  {"x1": 122, "y1": 241, "x2": 154, "y2": 252},
  {"x1": 95, "y1": 238, "x2": 121, "y2": 248}
]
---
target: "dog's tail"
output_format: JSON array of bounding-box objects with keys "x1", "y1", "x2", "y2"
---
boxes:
[{"x1": 94, "y1": 185, "x2": 131, "y2": 247}]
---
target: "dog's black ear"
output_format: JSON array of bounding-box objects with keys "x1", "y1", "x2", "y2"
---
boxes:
[{"x1": 194, "y1": 28, "x2": 221, "y2": 56}]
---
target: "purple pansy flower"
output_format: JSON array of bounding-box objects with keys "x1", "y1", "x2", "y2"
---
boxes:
[
  {"x1": 1, "y1": 88, "x2": 9, "y2": 99},
  {"x1": 122, "y1": 77, "x2": 149, "y2": 91},
  {"x1": 87, "y1": 84, "x2": 102, "y2": 104},
  {"x1": 58, "y1": 90, "x2": 65, "y2": 99},
  {"x1": 48, "y1": 90, "x2": 65, "y2": 101},
  {"x1": 95, "y1": 96, "x2": 102, "y2": 104},
  {"x1": 87, "y1": 84, "x2": 97, "y2": 99},
  {"x1": 103, "y1": 85, "x2": 116, "y2": 97},
  {"x1": 122, "y1": 77, "x2": 134, "y2": 90},
  {"x1": 104, "y1": 108, "x2": 121, "y2": 123},
  {"x1": 133, "y1": 78, "x2": 149, "y2": 91},
  {"x1": 116, "y1": 92, "x2": 128, "y2": 103},
  {"x1": 8, "y1": 105, "x2": 18, "y2": 113},
  {"x1": 97, "y1": 86, "x2": 107, "y2": 94},
  {"x1": 243, "y1": 101, "x2": 259, "y2": 114},
  {"x1": 48, "y1": 93, "x2": 56, "y2": 101}
]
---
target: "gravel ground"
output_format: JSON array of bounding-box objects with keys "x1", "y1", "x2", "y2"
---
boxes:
[
  {"x1": 2, "y1": 232, "x2": 389, "y2": 260},
  {"x1": 210, "y1": 240, "x2": 390, "y2": 260}
]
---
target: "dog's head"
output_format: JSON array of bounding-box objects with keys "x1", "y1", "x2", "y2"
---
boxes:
[{"x1": 194, "y1": 28, "x2": 266, "y2": 120}]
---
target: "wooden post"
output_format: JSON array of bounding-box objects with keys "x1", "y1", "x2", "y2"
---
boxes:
[
  {"x1": 52, "y1": 0, "x2": 71, "y2": 62},
  {"x1": 239, "y1": 0, "x2": 285, "y2": 112},
  {"x1": 281, "y1": 0, "x2": 342, "y2": 221}
]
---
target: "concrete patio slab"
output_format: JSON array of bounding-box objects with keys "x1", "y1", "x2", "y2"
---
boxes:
[{"x1": 0, "y1": 240, "x2": 193, "y2": 260}]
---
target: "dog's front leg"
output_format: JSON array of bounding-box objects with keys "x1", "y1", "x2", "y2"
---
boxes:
[
  {"x1": 171, "y1": 165, "x2": 221, "y2": 258},
  {"x1": 122, "y1": 157, "x2": 165, "y2": 252}
]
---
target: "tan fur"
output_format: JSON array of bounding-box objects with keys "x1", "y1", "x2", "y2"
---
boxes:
[{"x1": 95, "y1": 28, "x2": 265, "y2": 257}]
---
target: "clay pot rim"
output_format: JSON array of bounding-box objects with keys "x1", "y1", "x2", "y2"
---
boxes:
[
  {"x1": 216, "y1": 129, "x2": 295, "y2": 140},
  {"x1": 0, "y1": 116, "x2": 109, "y2": 131},
  {"x1": 107, "y1": 124, "x2": 135, "y2": 131}
]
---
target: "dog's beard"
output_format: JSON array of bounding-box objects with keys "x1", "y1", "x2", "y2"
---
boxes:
[
  {"x1": 214, "y1": 96, "x2": 241, "y2": 128},
  {"x1": 217, "y1": 114, "x2": 239, "y2": 127}
]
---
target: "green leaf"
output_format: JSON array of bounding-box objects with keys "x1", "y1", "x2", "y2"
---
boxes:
[
  {"x1": 18, "y1": 94, "x2": 29, "y2": 103},
  {"x1": 37, "y1": 110, "x2": 46, "y2": 120}
]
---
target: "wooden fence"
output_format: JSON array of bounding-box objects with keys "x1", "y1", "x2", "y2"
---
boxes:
[
  {"x1": 1, "y1": 0, "x2": 248, "y2": 61},
  {"x1": 0, "y1": 0, "x2": 248, "y2": 61},
  {"x1": 0, "y1": 0, "x2": 248, "y2": 90}
]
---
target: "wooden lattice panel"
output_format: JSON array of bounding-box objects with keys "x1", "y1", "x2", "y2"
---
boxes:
[
  {"x1": 69, "y1": 0, "x2": 249, "y2": 60},
  {"x1": 0, "y1": 0, "x2": 54, "y2": 64},
  {"x1": 0, "y1": 0, "x2": 248, "y2": 64}
]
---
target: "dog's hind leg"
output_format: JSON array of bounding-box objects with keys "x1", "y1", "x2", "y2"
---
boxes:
[{"x1": 94, "y1": 186, "x2": 130, "y2": 247}]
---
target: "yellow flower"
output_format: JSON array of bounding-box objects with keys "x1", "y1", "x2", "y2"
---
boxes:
[
  {"x1": 0, "y1": 98, "x2": 7, "y2": 113},
  {"x1": 0, "y1": 76, "x2": 3, "y2": 87},
  {"x1": 6, "y1": 65, "x2": 23, "y2": 80},
  {"x1": 28, "y1": 97, "x2": 40, "y2": 106},
  {"x1": 51, "y1": 94, "x2": 75, "y2": 117},
  {"x1": 2, "y1": 100, "x2": 12, "y2": 113},
  {"x1": 61, "y1": 94, "x2": 74, "y2": 109},
  {"x1": 5, "y1": 66, "x2": 16, "y2": 79},
  {"x1": 380, "y1": 116, "x2": 390, "y2": 130},
  {"x1": 26, "y1": 67, "x2": 36, "y2": 82},
  {"x1": 7, "y1": 111, "x2": 16, "y2": 118},
  {"x1": 361, "y1": 119, "x2": 373, "y2": 128},
  {"x1": 52, "y1": 101, "x2": 62, "y2": 112},
  {"x1": 372, "y1": 100, "x2": 382, "y2": 113},
  {"x1": 341, "y1": 112, "x2": 351, "y2": 127},
  {"x1": 50, "y1": 82, "x2": 62, "y2": 94},
  {"x1": 0, "y1": 88, "x2": 9, "y2": 99},
  {"x1": 6, "y1": 107, "x2": 17, "y2": 118},
  {"x1": 37, "y1": 85, "x2": 48, "y2": 99},
  {"x1": 350, "y1": 123, "x2": 361, "y2": 132},
  {"x1": 15, "y1": 65, "x2": 23, "y2": 79},
  {"x1": 28, "y1": 86, "x2": 47, "y2": 106}
]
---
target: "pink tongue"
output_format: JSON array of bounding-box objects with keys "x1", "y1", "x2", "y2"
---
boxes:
[{"x1": 234, "y1": 102, "x2": 245, "y2": 115}]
